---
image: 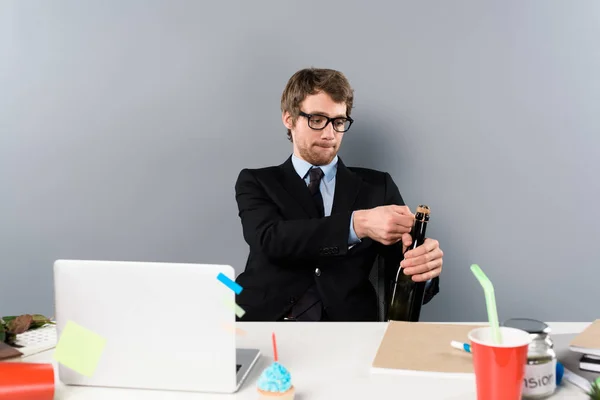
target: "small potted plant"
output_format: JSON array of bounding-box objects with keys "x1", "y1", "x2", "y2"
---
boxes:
[
  {"x1": 0, "y1": 314, "x2": 55, "y2": 345},
  {"x1": 590, "y1": 378, "x2": 600, "y2": 400}
]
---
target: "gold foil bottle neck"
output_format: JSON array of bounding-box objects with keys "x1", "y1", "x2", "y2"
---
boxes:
[{"x1": 416, "y1": 205, "x2": 430, "y2": 215}]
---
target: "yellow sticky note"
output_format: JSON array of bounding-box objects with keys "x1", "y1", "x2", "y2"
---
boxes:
[
  {"x1": 223, "y1": 297, "x2": 246, "y2": 318},
  {"x1": 53, "y1": 320, "x2": 107, "y2": 377}
]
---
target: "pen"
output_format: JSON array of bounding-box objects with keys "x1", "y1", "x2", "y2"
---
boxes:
[{"x1": 450, "y1": 340, "x2": 471, "y2": 353}]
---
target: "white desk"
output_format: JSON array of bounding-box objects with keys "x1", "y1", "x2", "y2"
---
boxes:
[{"x1": 24, "y1": 322, "x2": 591, "y2": 400}]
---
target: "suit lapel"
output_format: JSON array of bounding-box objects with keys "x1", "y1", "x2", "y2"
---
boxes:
[
  {"x1": 279, "y1": 157, "x2": 320, "y2": 218},
  {"x1": 331, "y1": 158, "x2": 362, "y2": 216}
]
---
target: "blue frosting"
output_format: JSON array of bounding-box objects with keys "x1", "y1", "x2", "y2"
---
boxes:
[{"x1": 257, "y1": 362, "x2": 292, "y2": 393}]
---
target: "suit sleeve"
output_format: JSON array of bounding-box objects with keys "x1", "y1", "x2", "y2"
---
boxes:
[
  {"x1": 235, "y1": 168, "x2": 352, "y2": 261},
  {"x1": 378, "y1": 173, "x2": 440, "y2": 306}
]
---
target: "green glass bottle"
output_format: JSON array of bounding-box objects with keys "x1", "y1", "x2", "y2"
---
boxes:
[{"x1": 387, "y1": 205, "x2": 430, "y2": 322}]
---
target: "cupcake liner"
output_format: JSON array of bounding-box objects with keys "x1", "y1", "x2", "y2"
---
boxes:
[{"x1": 257, "y1": 385, "x2": 295, "y2": 400}]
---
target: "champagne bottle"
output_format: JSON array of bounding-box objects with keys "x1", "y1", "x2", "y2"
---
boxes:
[{"x1": 387, "y1": 205, "x2": 431, "y2": 322}]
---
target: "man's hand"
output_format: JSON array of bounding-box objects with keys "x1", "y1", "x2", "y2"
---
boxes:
[
  {"x1": 400, "y1": 238, "x2": 444, "y2": 282},
  {"x1": 353, "y1": 205, "x2": 414, "y2": 245}
]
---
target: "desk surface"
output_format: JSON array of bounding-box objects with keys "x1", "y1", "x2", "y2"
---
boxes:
[{"x1": 24, "y1": 322, "x2": 591, "y2": 400}]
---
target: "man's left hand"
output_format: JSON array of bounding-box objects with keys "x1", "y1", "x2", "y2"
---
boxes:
[{"x1": 400, "y1": 237, "x2": 443, "y2": 282}]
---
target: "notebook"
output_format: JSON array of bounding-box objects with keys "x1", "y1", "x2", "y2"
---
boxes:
[
  {"x1": 580, "y1": 355, "x2": 600, "y2": 373},
  {"x1": 371, "y1": 321, "x2": 484, "y2": 378},
  {"x1": 569, "y1": 319, "x2": 600, "y2": 357}
]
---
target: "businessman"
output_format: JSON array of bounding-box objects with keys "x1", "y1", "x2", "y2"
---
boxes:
[{"x1": 234, "y1": 68, "x2": 444, "y2": 321}]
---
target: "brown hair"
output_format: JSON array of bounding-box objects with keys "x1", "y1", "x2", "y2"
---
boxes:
[{"x1": 281, "y1": 68, "x2": 354, "y2": 141}]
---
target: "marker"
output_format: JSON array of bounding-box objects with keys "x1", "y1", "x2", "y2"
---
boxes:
[{"x1": 451, "y1": 340, "x2": 471, "y2": 353}]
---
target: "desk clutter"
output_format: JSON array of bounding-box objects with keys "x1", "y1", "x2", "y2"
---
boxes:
[
  {"x1": 370, "y1": 264, "x2": 600, "y2": 399},
  {"x1": 554, "y1": 333, "x2": 600, "y2": 394},
  {"x1": 0, "y1": 322, "x2": 58, "y2": 399},
  {"x1": 0, "y1": 314, "x2": 57, "y2": 361},
  {"x1": 0, "y1": 324, "x2": 57, "y2": 361},
  {"x1": 371, "y1": 320, "x2": 600, "y2": 399},
  {"x1": 569, "y1": 319, "x2": 600, "y2": 373}
]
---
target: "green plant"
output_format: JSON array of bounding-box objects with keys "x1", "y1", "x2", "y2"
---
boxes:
[
  {"x1": 0, "y1": 314, "x2": 54, "y2": 345},
  {"x1": 589, "y1": 377, "x2": 600, "y2": 400}
]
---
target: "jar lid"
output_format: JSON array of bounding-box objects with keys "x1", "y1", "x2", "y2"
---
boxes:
[{"x1": 501, "y1": 318, "x2": 550, "y2": 334}]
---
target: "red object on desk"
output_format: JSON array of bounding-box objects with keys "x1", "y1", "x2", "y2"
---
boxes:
[
  {"x1": 469, "y1": 327, "x2": 530, "y2": 400},
  {"x1": 272, "y1": 332, "x2": 278, "y2": 362},
  {"x1": 0, "y1": 362, "x2": 54, "y2": 400}
]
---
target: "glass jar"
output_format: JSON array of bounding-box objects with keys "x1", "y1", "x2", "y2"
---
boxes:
[{"x1": 502, "y1": 318, "x2": 557, "y2": 399}]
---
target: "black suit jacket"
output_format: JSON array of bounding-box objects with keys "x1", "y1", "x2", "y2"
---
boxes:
[{"x1": 234, "y1": 156, "x2": 439, "y2": 321}]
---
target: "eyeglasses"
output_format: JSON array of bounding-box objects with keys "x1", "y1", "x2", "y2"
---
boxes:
[{"x1": 299, "y1": 111, "x2": 354, "y2": 133}]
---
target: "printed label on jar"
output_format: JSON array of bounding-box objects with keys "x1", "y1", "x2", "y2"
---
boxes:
[{"x1": 523, "y1": 359, "x2": 557, "y2": 397}]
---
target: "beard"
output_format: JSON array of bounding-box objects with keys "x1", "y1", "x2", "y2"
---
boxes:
[{"x1": 297, "y1": 143, "x2": 338, "y2": 166}]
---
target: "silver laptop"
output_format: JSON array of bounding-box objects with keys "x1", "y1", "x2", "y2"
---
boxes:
[{"x1": 53, "y1": 260, "x2": 260, "y2": 393}]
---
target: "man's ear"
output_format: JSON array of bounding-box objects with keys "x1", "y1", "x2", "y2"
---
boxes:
[{"x1": 282, "y1": 111, "x2": 294, "y2": 130}]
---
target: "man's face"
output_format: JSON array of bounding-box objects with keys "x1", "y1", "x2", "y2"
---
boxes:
[{"x1": 283, "y1": 92, "x2": 347, "y2": 166}]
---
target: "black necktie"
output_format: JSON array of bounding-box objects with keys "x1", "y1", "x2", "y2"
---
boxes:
[{"x1": 308, "y1": 167, "x2": 325, "y2": 218}]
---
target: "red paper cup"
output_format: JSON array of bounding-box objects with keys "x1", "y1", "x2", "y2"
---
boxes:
[
  {"x1": 468, "y1": 326, "x2": 531, "y2": 400},
  {"x1": 0, "y1": 362, "x2": 55, "y2": 400}
]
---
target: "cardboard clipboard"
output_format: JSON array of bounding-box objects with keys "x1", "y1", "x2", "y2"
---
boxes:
[{"x1": 371, "y1": 321, "x2": 484, "y2": 377}]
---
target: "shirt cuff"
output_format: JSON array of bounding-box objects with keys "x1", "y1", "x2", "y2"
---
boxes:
[{"x1": 348, "y1": 211, "x2": 361, "y2": 246}]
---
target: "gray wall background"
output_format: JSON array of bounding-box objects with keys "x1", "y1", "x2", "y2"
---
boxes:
[{"x1": 1, "y1": 0, "x2": 598, "y2": 322}]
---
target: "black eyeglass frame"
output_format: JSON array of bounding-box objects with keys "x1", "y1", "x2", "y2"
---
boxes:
[{"x1": 298, "y1": 111, "x2": 354, "y2": 133}]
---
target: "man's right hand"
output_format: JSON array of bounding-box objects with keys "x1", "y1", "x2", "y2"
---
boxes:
[{"x1": 353, "y1": 205, "x2": 415, "y2": 246}]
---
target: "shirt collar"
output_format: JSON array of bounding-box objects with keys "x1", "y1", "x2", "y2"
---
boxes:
[{"x1": 291, "y1": 154, "x2": 338, "y2": 183}]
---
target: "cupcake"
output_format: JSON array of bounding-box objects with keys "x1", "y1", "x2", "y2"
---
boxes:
[{"x1": 256, "y1": 361, "x2": 295, "y2": 399}]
